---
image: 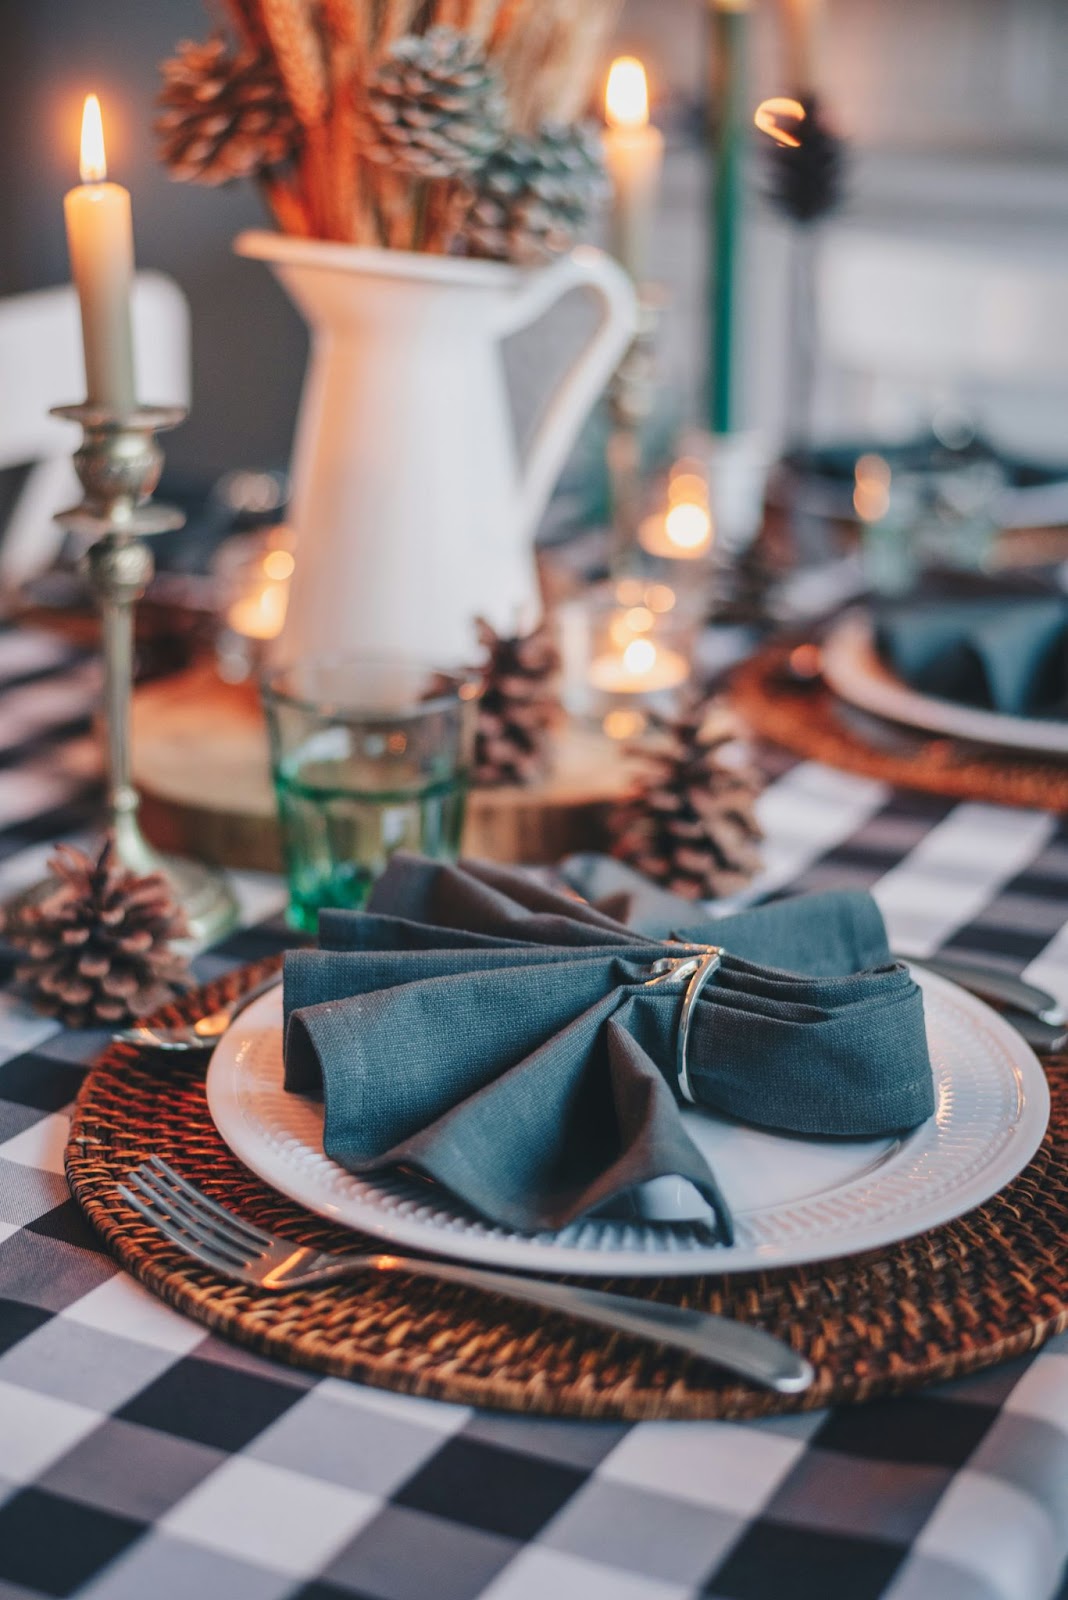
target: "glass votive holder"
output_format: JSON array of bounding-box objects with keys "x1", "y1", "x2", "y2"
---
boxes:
[
  {"x1": 214, "y1": 526, "x2": 295, "y2": 683},
  {"x1": 261, "y1": 656, "x2": 480, "y2": 932},
  {"x1": 556, "y1": 580, "x2": 698, "y2": 739}
]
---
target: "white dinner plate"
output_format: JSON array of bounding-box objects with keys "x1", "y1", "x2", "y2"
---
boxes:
[
  {"x1": 821, "y1": 608, "x2": 1068, "y2": 757},
  {"x1": 205, "y1": 969, "x2": 1049, "y2": 1277}
]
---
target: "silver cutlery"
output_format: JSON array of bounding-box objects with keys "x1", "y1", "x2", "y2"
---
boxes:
[
  {"x1": 907, "y1": 954, "x2": 1063, "y2": 1026},
  {"x1": 118, "y1": 1157, "x2": 814, "y2": 1395},
  {"x1": 113, "y1": 973, "x2": 282, "y2": 1051}
]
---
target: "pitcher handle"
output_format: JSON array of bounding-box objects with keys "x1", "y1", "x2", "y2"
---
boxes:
[{"x1": 494, "y1": 246, "x2": 637, "y2": 541}]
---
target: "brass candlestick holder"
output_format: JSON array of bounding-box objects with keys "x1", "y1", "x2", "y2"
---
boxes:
[
  {"x1": 51, "y1": 400, "x2": 238, "y2": 949},
  {"x1": 606, "y1": 285, "x2": 664, "y2": 580}
]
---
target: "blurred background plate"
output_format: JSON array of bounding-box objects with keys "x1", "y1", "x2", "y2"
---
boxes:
[{"x1": 822, "y1": 607, "x2": 1068, "y2": 756}]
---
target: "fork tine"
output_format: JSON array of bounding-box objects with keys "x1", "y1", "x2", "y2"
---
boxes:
[
  {"x1": 125, "y1": 1171, "x2": 253, "y2": 1267},
  {"x1": 145, "y1": 1157, "x2": 275, "y2": 1247},
  {"x1": 134, "y1": 1164, "x2": 263, "y2": 1257},
  {"x1": 117, "y1": 1184, "x2": 249, "y2": 1280}
]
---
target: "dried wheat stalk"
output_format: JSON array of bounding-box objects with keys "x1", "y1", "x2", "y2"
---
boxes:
[
  {"x1": 492, "y1": 0, "x2": 621, "y2": 131},
  {"x1": 221, "y1": 0, "x2": 271, "y2": 51},
  {"x1": 374, "y1": 0, "x2": 424, "y2": 57},
  {"x1": 319, "y1": 0, "x2": 376, "y2": 241},
  {"x1": 261, "y1": 0, "x2": 329, "y2": 126},
  {"x1": 459, "y1": 0, "x2": 504, "y2": 45}
]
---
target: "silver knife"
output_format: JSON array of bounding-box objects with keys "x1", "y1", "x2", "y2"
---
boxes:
[{"x1": 907, "y1": 954, "x2": 1064, "y2": 1027}]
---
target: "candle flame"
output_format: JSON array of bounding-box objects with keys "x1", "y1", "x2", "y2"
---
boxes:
[
  {"x1": 606, "y1": 57, "x2": 649, "y2": 130},
  {"x1": 754, "y1": 96, "x2": 806, "y2": 149},
  {"x1": 80, "y1": 94, "x2": 107, "y2": 182},
  {"x1": 853, "y1": 453, "x2": 892, "y2": 523}
]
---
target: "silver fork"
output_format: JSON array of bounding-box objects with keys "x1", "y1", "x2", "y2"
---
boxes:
[{"x1": 118, "y1": 1157, "x2": 813, "y2": 1395}]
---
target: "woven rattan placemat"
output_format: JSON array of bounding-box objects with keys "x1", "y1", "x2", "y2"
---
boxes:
[
  {"x1": 731, "y1": 639, "x2": 1068, "y2": 811},
  {"x1": 65, "y1": 961, "x2": 1068, "y2": 1422}
]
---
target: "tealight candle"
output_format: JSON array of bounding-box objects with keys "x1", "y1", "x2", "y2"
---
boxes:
[
  {"x1": 63, "y1": 95, "x2": 136, "y2": 411},
  {"x1": 589, "y1": 633, "x2": 689, "y2": 695},
  {"x1": 638, "y1": 460, "x2": 716, "y2": 560},
  {"x1": 226, "y1": 545, "x2": 294, "y2": 642},
  {"x1": 604, "y1": 57, "x2": 664, "y2": 283}
]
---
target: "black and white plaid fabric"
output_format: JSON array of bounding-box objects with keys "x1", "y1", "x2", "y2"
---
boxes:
[{"x1": 0, "y1": 624, "x2": 1066, "y2": 1600}]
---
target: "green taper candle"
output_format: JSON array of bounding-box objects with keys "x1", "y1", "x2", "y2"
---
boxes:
[{"x1": 707, "y1": 0, "x2": 750, "y2": 434}]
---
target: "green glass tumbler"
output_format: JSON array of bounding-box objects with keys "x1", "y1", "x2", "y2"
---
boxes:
[{"x1": 262, "y1": 657, "x2": 479, "y2": 933}]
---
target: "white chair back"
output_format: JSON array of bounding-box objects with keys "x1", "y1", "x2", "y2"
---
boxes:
[{"x1": 0, "y1": 272, "x2": 191, "y2": 583}]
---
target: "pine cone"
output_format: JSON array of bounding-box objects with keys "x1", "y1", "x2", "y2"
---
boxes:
[
  {"x1": 2, "y1": 837, "x2": 191, "y2": 1029},
  {"x1": 610, "y1": 702, "x2": 764, "y2": 900},
  {"x1": 461, "y1": 121, "x2": 607, "y2": 264},
  {"x1": 764, "y1": 95, "x2": 845, "y2": 224},
  {"x1": 157, "y1": 34, "x2": 300, "y2": 186},
  {"x1": 362, "y1": 27, "x2": 508, "y2": 180},
  {"x1": 473, "y1": 617, "x2": 560, "y2": 787}
]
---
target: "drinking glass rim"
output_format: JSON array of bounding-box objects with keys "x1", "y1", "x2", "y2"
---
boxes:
[{"x1": 260, "y1": 654, "x2": 480, "y2": 722}]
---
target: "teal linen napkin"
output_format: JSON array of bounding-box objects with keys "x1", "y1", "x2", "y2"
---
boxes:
[
  {"x1": 283, "y1": 855, "x2": 933, "y2": 1240},
  {"x1": 876, "y1": 596, "x2": 1068, "y2": 718}
]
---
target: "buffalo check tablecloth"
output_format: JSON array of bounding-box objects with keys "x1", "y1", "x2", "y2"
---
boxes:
[{"x1": 0, "y1": 622, "x2": 1066, "y2": 1600}]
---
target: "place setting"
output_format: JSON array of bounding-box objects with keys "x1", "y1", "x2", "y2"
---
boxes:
[
  {"x1": 58, "y1": 836, "x2": 1058, "y2": 1420},
  {"x1": 733, "y1": 570, "x2": 1068, "y2": 812}
]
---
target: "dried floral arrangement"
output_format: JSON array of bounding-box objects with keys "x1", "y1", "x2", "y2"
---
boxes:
[{"x1": 158, "y1": 0, "x2": 619, "y2": 260}]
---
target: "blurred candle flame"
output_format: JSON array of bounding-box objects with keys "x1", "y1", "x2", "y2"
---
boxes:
[
  {"x1": 605, "y1": 57, "x2": 649, "y2": 130},
  {"x1": 854, "y1": 453, "x2": 892, "y2": 523},
  {"x1": 664, "y1": 502, "x2": 712, "y2": 552},
  {"x1": 754, "y1": 96, "x2": 806, "y2": 149},
  {"x1": 603, "y1": 707, "x2": 647, "y2": 740},
  {"x1": 79, "y1": 94, "x2": 107, "y2": 182},
  {"x1": 623, "y1": 637, "x2": 657, "y2": 675}
]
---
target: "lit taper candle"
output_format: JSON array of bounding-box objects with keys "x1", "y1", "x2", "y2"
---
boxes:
[
  {"x1": 604, "y1": 57, "x2": 664, "y2": 283},
  {"x1": 64, "y1": 95, "x2": 136, "y2": 412}
]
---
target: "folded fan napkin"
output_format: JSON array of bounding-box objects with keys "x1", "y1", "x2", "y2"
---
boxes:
[
  {"x1": 283, "y1": 855, "x2": 934, "y2": 1241},
  {"x1": 876, "y1": 595, "x2": 1068, "y2": 718}
]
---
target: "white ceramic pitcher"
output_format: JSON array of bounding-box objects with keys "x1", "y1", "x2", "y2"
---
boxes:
[{"x1": 236, "y1": 232, "x2": 636, "y2": 665}]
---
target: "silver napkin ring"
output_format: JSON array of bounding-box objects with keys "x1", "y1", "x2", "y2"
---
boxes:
[{"x1": 644, "y1": 948, "x2": 724, "y2": 1104}]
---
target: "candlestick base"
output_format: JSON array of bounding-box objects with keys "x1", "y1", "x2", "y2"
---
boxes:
[
  {"x1": 44, "y1": 400, "x2": 239, "y2": 952},
  {"x1": 109, "y1": 801, "x2": 241, "y2": 950}
]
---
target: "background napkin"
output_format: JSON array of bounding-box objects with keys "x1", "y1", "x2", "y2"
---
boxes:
[
  {"x1": 876, "y1": 595, "x2": 1068, "y2": 718},
  {"x1": 283, "y1": 856, "x2": 933, "y2": 1239}
]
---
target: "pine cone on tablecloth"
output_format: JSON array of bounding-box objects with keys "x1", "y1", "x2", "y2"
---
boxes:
[
  {"x1": 461, "y1": 121, "x2": 607, "y2": 264},
  {"x1": 764, "y1": 94, "x2": 845, "y2": 224},
  {"x1": 157, "y1": 34, "x2": 301, "y2": 185},
  {"x1": 361, "y1": 27, "x2": 508, "y2": 180},
  {"x1": 610, "y1": 702, "x2": 764, "y2": 900},
  {"x1": 1, "y1": 837, "x2": 191, "y2": 1029},
  {"x1": 473, "y1": 617, "x2": 561, "y2": 787}
]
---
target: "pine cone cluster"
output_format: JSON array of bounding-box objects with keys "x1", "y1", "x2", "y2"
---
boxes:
[
  {"x1": 765, "y1": 95, "x2": 845, "y2": 224},
  {"x1": 611, "y1": 703, "x2": 764, "y2": 900},
  {"x1": 473, "y1": 617, "x2": 560, "y2": 787},
  {"x1": 461, "y1": 122, "x2": 607, "y2": 264},
  {"x1": 2, "y1": 838, "x2": 191, "y2": 1030},
  {"x1": 363, "y1": 27, "x2": 508, "y2": 180},
  {"x1": 157, "y1": 34, "x2": 300, "y2": 185}
]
